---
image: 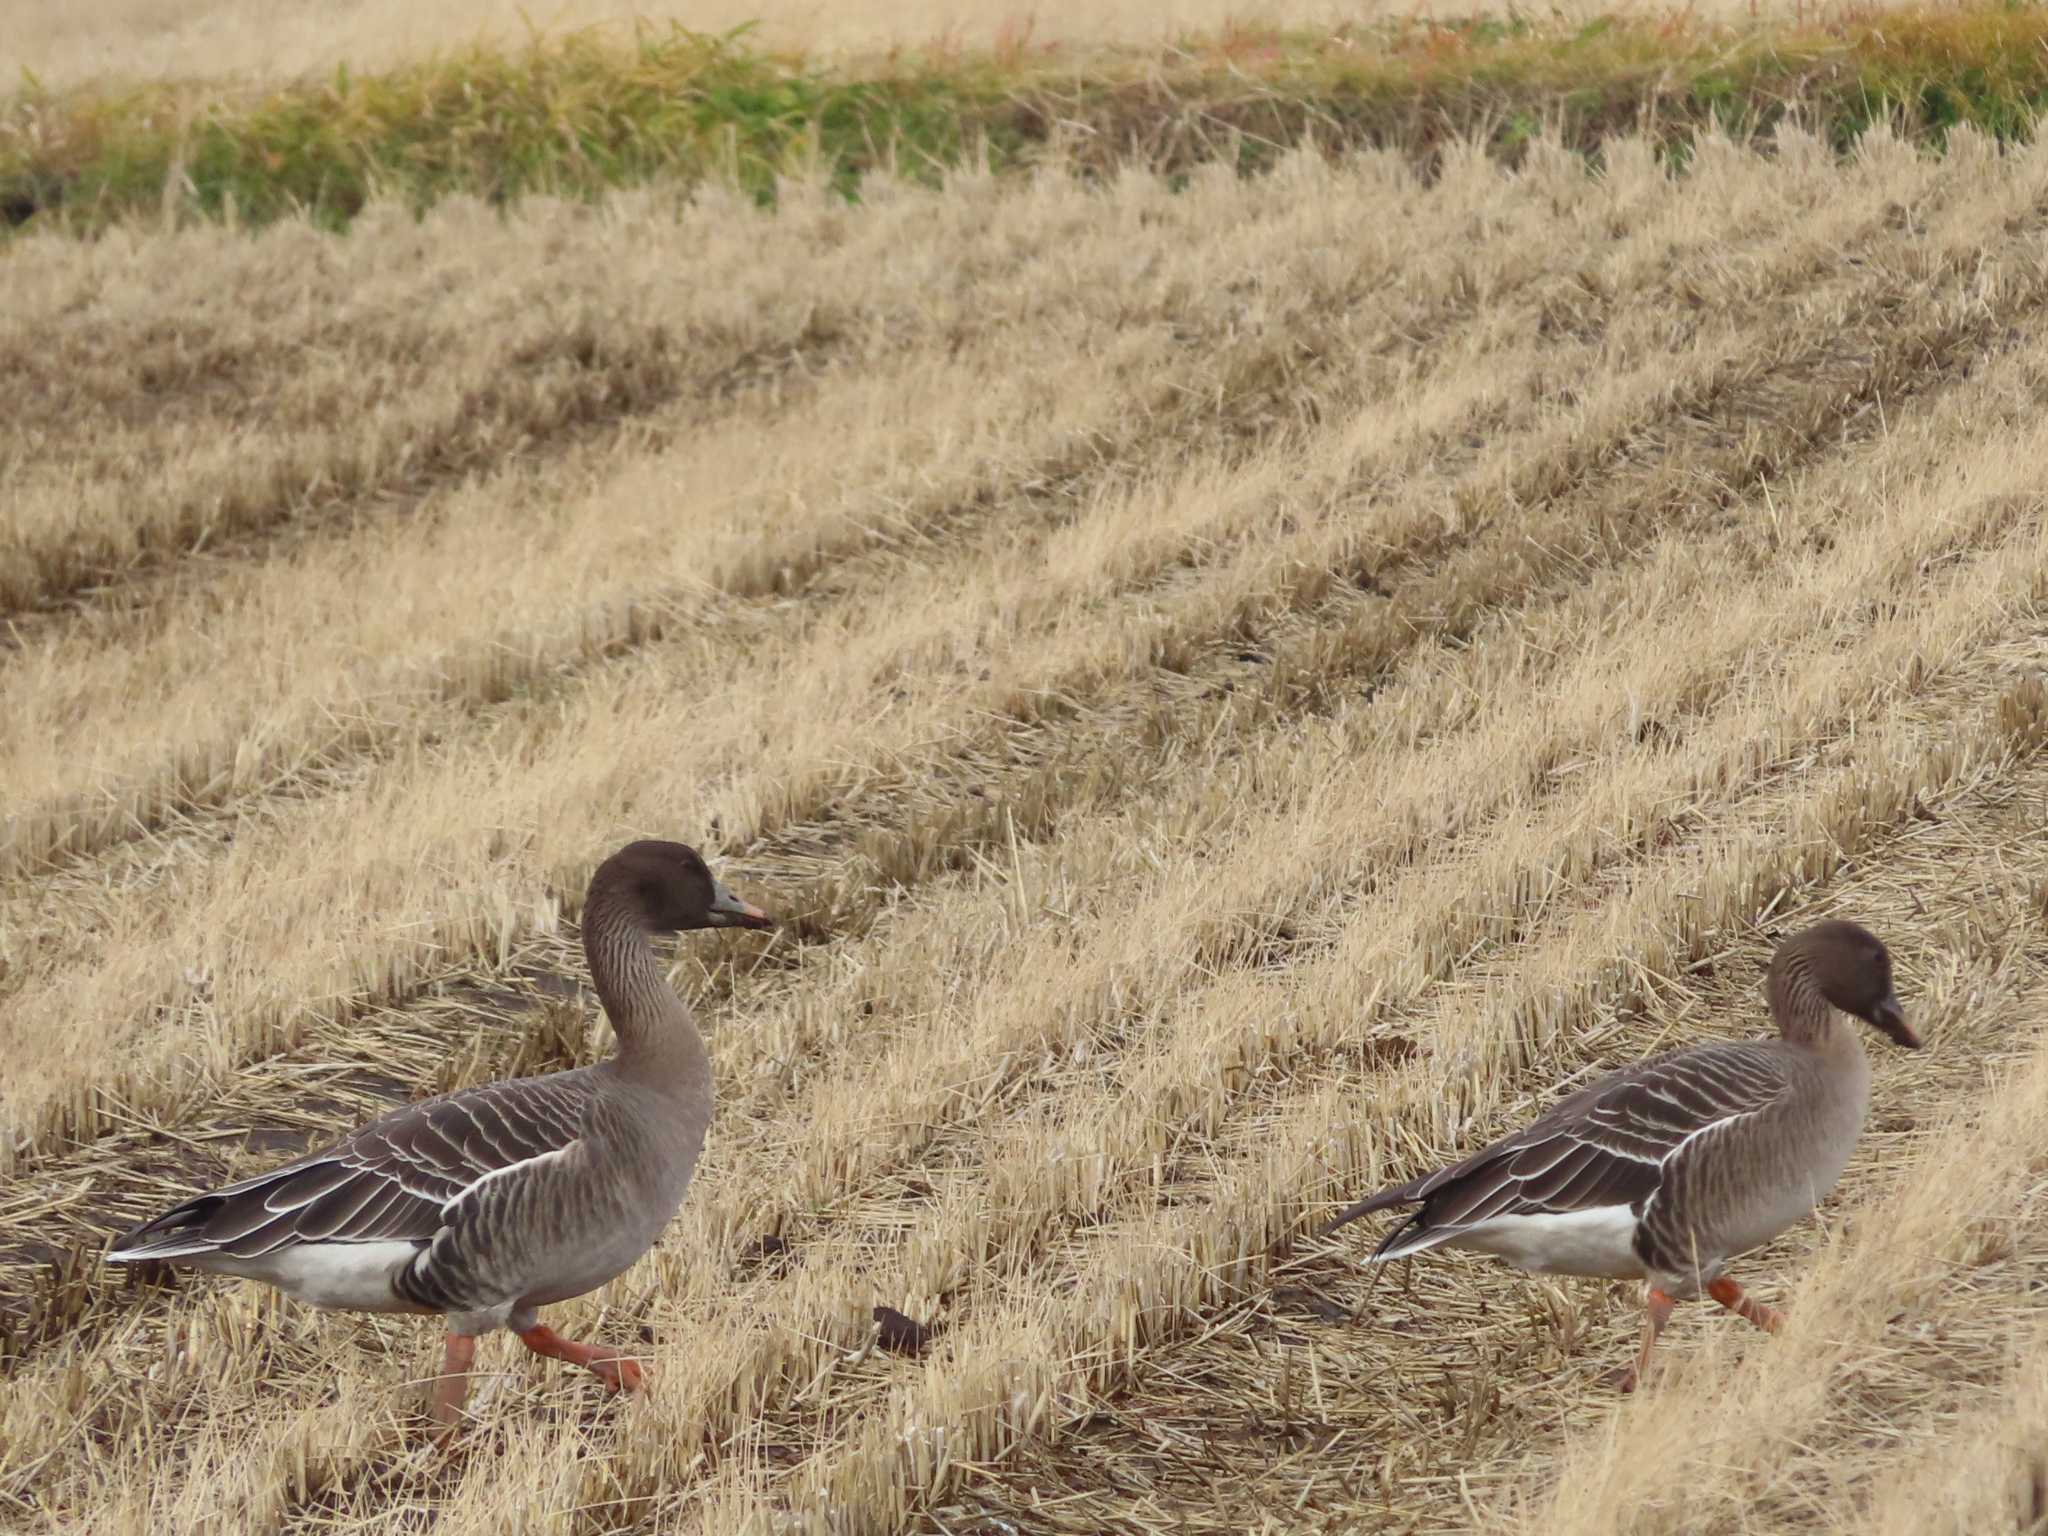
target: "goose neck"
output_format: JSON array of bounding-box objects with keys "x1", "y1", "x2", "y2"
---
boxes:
[
  {"x1": 1767, "y1": 954, "x2": 1849, "y2": 1052},
  {"x1": 583, "y1": 895, "x2": 705, "y2": 1082}
]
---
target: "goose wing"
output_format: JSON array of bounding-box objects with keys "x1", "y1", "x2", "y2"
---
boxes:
[
  {"x1": 108, "y1": 1072, "x2": 595, "y2": 1262},
  {"x1": 1326, "y1": 1043, "x2": 1794, "y2": 1260}
]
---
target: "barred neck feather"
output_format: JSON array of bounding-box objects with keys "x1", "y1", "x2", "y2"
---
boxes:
[
  {"x1": 1765, "y1": 945, "x2": 1845, "y2": 1048},
  {"x1": 583, "y1": 885, "x2": 702, "y2": 1080}
]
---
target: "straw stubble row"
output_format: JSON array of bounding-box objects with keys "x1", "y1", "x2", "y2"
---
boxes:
[
  {"x1": 0, "y1": 124, "x2": 1983, "y2": 1165},
  {"x1": 8, "y1": 124, "x2": 1789, "y2": 894},
  {"x1": 649, "y1": 392, "x2": 2048, "y2": 1529},
  {"x1": 0, "y1": 111, "x2": 2015, "y2": 1384},
  {"x1": 642, "y1": 143, "x2": 2048, "y2": 1523},
  {"x1": 56, "y1": 201, "x2": 2048, "y2": 1536},
  {"x1": 11, "y1": 156, "x2": 1402, "y2": 615},
  {"x1": 0, "y1": 137, "x2": 1675, "y2": 892}
]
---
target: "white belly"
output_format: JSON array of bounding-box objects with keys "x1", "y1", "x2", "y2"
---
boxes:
[{"x1": 1446, "y1": 1206, "x2": 1645, "y2": 1279}]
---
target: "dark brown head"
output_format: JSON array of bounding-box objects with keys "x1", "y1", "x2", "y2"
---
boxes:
[
  {"x1": 1769, "y1": 919, "x2": 1915, "y2": 1047},
  {"x1": 589, "y1": 840, "x2": 773, "y2": 934}
]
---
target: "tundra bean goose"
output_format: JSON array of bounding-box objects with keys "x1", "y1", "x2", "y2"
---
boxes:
[
  {"x1": 1326, "y1": 920, "x2": 1916, "y2": 1390},
  {"x1": 106, "y1": 840, "x2": 772, "y2": 1432}
]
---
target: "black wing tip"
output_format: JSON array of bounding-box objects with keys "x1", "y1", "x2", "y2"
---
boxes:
[
  {"x1": 104, "y1": 1242, "x2": 171, "y2": 1264},
  {"x1": 104, "y1": 1197, "x2": 220, "y2": 1262},
  {"x1": 1321, "y1": 1185, "x2": 1421, "y2": 1239},
  {"x1": 1366, "y1": 1211, "x2": 1435, "y2": 1263},
  {"x1": 106, "y1": 1222, "x2": 172, "y2": 1260},
  {"x1": 105, "y1": 1233, "x2": 196, "y2": 1263}
]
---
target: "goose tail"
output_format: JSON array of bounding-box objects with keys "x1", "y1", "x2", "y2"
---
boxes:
[{"x1": 105, "y1": 1198, "x2": 228, "y2": 1263}]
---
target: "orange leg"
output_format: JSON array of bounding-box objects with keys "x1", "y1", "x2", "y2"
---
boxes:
[
  {"x1": 516, "y1": 1323, "x2": 646, "y2": 1395},
  {"x1": 427, "y1": 1332, "x2": 478, "y2": 1441},
  {"x1": 1707, "y1": 1275, "x2": 1786, "y2": 1334},
  {"x1": 1606, "y1": 1285, "x2": 1678, "y2": 1393}
]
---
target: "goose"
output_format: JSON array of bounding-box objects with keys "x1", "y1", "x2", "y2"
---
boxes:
[
  {"x1": 106, "y1": 839, "x2": 771, "y2": 1432},
  {"x1": 1325, "y1": 920, "x2": 1915, "y2": 1390}
]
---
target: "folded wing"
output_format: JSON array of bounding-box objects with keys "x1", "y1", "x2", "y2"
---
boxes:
[
  {"x1": 1327, "y1": 1043, "x2": 1793, "y2": 1262},
  {"x1": 109, "y1": 1073, "x2": 594, "y2": 1262}
]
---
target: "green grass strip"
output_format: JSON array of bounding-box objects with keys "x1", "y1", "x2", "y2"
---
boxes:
[{"x1": 9, "y1": 6, "x2": 2048, "y2": 234}]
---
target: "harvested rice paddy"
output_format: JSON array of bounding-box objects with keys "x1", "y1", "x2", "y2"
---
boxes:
[{"x1": 7, "y1": 22, "x2": 2048, "y2": 1532}]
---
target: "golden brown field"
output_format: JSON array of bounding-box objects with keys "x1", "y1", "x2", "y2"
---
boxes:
[{"x1": 7, "y1": 122, "x2": 2048, "y2": 1534}]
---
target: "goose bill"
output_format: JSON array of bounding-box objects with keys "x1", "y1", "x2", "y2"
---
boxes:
[
  {"x1": 708, "y1": 883, "x2": 774, "y2": 930},
  {"x1": 1866, "y1": 991, "x2": 1918, "y2": 1048}
]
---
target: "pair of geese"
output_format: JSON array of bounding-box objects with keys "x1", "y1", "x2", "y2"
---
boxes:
[{"x1": 110, "y1": 840, "x2": 1917, "y2": 1432}]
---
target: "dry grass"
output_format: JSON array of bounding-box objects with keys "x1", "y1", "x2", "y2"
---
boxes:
[
  {"x1": 9, "y1": 123, "x2": 2048, "y2": 1535},
  {"x1": 3, "y1": 0, "x2": 1829, "y2": 91},
  {"x1": 19, "y1": 4, "x2": 2048, "y2": 238}
]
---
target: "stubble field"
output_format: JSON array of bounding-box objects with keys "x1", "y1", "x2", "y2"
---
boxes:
[{"x1": 7, "y1": 122, "x2": 2048, "y2": 1534}]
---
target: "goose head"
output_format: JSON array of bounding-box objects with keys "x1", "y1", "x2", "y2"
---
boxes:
[
  {"x1": 1779, "y1": 919, "x2": 1916, "y2": 1048},
  {"x1": 595, "y1": 840, "x2": 774, "y2": 933}
]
